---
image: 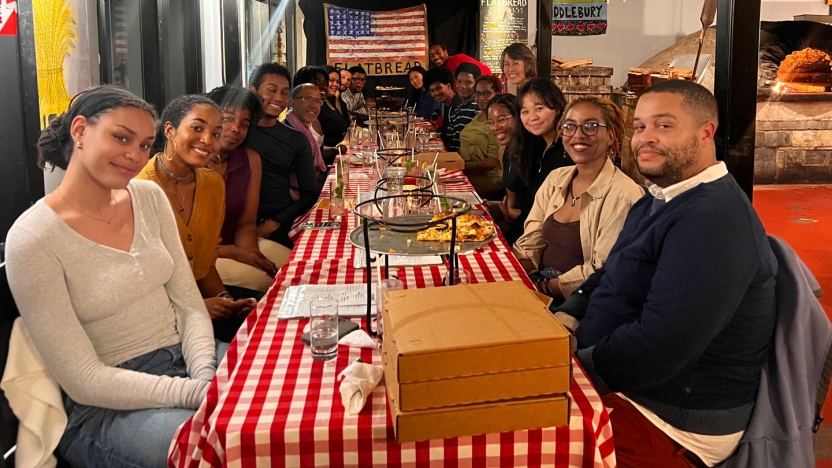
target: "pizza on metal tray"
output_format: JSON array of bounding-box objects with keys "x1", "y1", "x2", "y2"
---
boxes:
[{"x1": 415, "y1": 213, "x2": 495, "y2": 243}]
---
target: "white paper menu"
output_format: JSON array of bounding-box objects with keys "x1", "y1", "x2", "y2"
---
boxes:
[{"x1": 277, "y1": 283, "x2": 376, "y2": 319}]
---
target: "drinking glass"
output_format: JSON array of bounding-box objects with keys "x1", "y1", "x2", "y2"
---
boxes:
[
  {"x1": 309, "y1": 296, "x2": 339, "y2": 362},
  {"x1": 362, "y1": 148, "x2": 375, "y2": 175},
  {"x1": 444, "y1": 268, "x2": 471, "y2": 286},
  {"x1": 329, "y1": 181, "x2": 344, "y2": 222},
  {"x1": 376, "y1": 278, "x2": 404, "y2": 339}
]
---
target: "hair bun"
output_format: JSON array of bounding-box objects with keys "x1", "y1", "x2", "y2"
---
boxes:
[{"x1": 37, "y1": 113, "x2": 73, "y2": 171}]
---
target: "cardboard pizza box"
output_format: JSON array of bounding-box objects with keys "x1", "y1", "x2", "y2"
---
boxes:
[
  {"x1": 382, "y1": 348, "x2": 570, "y2": 443},
  {"x1": 381, "y1": 281, "x2": 571, "y2": 412},
  {"x1": 414, "y1": 152, "x2": 465, "y2": 170}
]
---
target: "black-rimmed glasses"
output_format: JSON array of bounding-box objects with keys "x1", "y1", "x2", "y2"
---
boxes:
[
  {"x1": 560, "y1": 122, "x2": 607, "y2": 136},
  {"x1": 473, "y1": 91, "x2": 496, "y2": 99}
]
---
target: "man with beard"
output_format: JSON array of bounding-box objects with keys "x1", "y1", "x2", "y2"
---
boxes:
[
  {"x1": 339, "y1": 68, "x2": 352, "y2": 93},
  {"x1": 552, "y1": 81, "x2": 777, "y2": 468},
  {"x1": 246, "y1": 63, "x2": 318, "y2": 249}
]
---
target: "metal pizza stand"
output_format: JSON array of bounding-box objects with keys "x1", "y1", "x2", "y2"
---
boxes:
[{"x1": 350, "y1": 187, "x2": 495, "y2": 336}]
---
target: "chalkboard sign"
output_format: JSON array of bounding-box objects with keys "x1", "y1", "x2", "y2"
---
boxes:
[{"x1": 479, "y1": 0, "x2": 530, "y2": 73}]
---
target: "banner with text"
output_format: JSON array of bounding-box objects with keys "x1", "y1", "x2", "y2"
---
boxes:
[
  {"x1": 324, "y1": 4, "x2": 428, "y2": 76},
  {"x1": 479, "y1": 0, "x2": 529, "y2": 72},
  {"x1": 552, "y1": 0, "x2": 607, "y2": 36}
]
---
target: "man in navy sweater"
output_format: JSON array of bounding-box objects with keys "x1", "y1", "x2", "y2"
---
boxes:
[{"x1": 554, "y1": 81, "x2": 777, "y2": 468}]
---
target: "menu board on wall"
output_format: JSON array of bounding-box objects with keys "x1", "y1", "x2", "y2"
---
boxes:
[{"x1": 479, "y1": 0, "x2": 530, "y2": 73}]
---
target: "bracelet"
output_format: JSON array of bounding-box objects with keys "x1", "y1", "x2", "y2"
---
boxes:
[{"x1": 217, "y1": 291, "x2": 233, "y2": 300}]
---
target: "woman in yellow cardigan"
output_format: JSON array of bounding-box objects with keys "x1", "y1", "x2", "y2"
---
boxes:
[{"x1": 136, "y1": 95, "x2": 256, "y2": 341}]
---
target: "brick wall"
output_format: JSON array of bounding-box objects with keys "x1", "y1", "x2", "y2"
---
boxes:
[{"x1": 755, "y1": 99, "x2": 832, "y2": 184}]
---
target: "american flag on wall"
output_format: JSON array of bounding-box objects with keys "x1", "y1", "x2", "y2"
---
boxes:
[{"x1": 324, "y1": 4, "x2": 428, "y2": 76}]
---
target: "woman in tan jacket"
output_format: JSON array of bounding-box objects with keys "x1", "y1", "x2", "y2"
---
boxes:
[{"x1": 513, "y1": 96, "x2": 644, "y2": 300}]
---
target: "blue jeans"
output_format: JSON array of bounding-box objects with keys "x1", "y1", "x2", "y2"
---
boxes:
[{"x1": 58, "y1": 341, "x2": 228, "y2": 468}]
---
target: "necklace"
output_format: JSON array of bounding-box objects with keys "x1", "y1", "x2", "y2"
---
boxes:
[
  {"x1": 156, "y1": 156, "x2": 191, "y2": 183},
  {"x1": 568, "y1": 178, "x2": 581, "y2": 207},
  {"x1": 155, "y1": 159, "x2": 189, "y2": 213},
  {"x1": 57, "y1": 186, "x2": 118, "y2": 224}
]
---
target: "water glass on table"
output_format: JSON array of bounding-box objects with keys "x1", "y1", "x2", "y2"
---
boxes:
[
  {"x1": 444, "y1": 268, "x2": 471, "y2": 286},
  {"x1": 309, "y1": 296, "x2": 340, "y2": 362}
]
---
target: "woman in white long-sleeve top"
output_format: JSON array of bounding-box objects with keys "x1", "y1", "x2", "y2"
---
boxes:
[
  {"x1": 513, "y1": 96, "x2": 645, "y2": 302},
  {"x1": 4, "y1": 86, "x2": 222, "y2": 467}
]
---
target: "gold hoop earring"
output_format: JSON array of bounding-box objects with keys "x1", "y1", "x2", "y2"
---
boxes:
[{"x1": 163, "y1": 138, "x2": 178, "y2": 162}]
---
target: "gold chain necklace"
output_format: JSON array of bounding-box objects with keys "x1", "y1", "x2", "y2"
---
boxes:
[
  {"x1": 155, "y1": 158, "x2": 189, "y2": 213},
  {"x1": 57, "y1": 186, "x2": 118, "y2": 224}
]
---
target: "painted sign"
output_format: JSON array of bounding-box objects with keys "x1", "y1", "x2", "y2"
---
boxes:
[
  {"x1": 325, "y1": 4, "x2": 428, "y2": 76},
  {"x1": 552, "y1": 0, "x2": 607, "y2": 36},
  {"x1": 479, "y1": 0, "x2": 529, "y2": 72},
  {"x1": 0, "y1": 0, "x2": 18, "y2": 36}
]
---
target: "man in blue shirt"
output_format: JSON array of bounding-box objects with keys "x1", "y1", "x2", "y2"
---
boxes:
[{"x1": 554, "y1": 81, "x2": 777, "y2": 467}]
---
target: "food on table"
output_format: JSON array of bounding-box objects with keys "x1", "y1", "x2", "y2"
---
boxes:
[{"x1": 416, "y1": 213, "x2": 495, "y2": 243}]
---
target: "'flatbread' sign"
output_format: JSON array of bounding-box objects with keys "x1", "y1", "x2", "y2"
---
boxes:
[{"x1": 552, "y1": 0, "x2": 607, "y2": 36}]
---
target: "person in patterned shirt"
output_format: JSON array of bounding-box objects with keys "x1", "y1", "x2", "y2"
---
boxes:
[{"x1": 423, "y1": 67, "x2": 478, "y2": 152}]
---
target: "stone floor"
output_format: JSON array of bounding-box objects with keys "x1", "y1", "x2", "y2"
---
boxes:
[{"x1": 752, "y1": 184, "x2": 832, "y2": 465}]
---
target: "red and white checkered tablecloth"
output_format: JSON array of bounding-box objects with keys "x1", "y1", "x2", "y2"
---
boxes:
[{"x1": 169, "y1": 167, "x2": 616, "y2": 468}]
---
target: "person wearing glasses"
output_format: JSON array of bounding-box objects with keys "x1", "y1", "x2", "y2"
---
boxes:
[
  {"x1": 458, "y1": 75, "x2": 503, "y2": 200},
  {"x1": 485, "y1": 94, "x2": 523, "y2": 243},
  {"x1": 513, "y1": 96, "x2": 643, "y2": 301},
  {"x1": 285, "y1": 83, "x2": 329, "y2": 187},
  {"x1": 341, "y1": 65, "x2": 368, "y2": 114}
]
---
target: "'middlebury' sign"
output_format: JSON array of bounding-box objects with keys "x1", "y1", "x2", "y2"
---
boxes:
[
  {"x1": 552, "y1": 0, "x2": 607, "y2": 36},
  {"x1": 324, "y1": 4, "x2": 428, "y2": 76}
]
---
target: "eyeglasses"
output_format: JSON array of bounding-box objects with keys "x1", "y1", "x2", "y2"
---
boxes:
[
  {"x1": 474, "y1": 91, "x2": 496, "y2": 99},
  {"x1": 487, "y1": 115, "x2": 513, "y2": 129},
  {"x1": 352, "y1": 77, "x2": 367, "y2": 83},
  {"x1": 560, "y1": 122, "x2": 607, "y2": 136},
  {"x1": 294, "y1": 96, "x2": 324, "y2": 106}
]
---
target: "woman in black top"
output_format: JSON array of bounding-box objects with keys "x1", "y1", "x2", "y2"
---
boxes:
[
  {"x1": 504, "y1": 79, "x2": 574, "y2": 240},
  {"x1": 486, "y1": 94, "x2": 526, "y2": 245},
  {"x1": 318, "y1": 66, "x2": 351, "y2": 149}
]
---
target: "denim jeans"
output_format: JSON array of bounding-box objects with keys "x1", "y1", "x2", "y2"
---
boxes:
[{"x1": 58, "y1": 341, "x2": 228, "y2": 468}]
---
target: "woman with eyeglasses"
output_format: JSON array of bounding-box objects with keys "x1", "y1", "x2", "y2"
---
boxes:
[
  {"x1": 458, "y1": 75, "x2": 503, "y2": 200},
  {"x1": 504, "y1": 78, "x2": 574, "y2": 244},
  {"x1": 513, "y1": 96, "x2": 643, "y2": 301},
  {"x1": 485, "y1": 94, "x2": 522, "y2": 242}
]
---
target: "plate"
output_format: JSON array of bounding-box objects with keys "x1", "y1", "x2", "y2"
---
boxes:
[{"x1": 348, "y1": 214, "x2": 496, "y2": 256}]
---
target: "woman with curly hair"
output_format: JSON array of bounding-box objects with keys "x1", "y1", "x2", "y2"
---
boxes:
[{"x1": 513, "y1": 96, "x2": 644, "y2": 301}]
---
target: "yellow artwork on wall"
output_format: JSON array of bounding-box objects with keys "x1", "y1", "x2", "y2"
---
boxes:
[{"x1": 33, "y1": 0, "x2": 78, "y2": 129}]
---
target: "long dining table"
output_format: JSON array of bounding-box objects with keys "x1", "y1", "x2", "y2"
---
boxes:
[{"x1": 169, "y1": 164, "x2": 617, "y2": 468}]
